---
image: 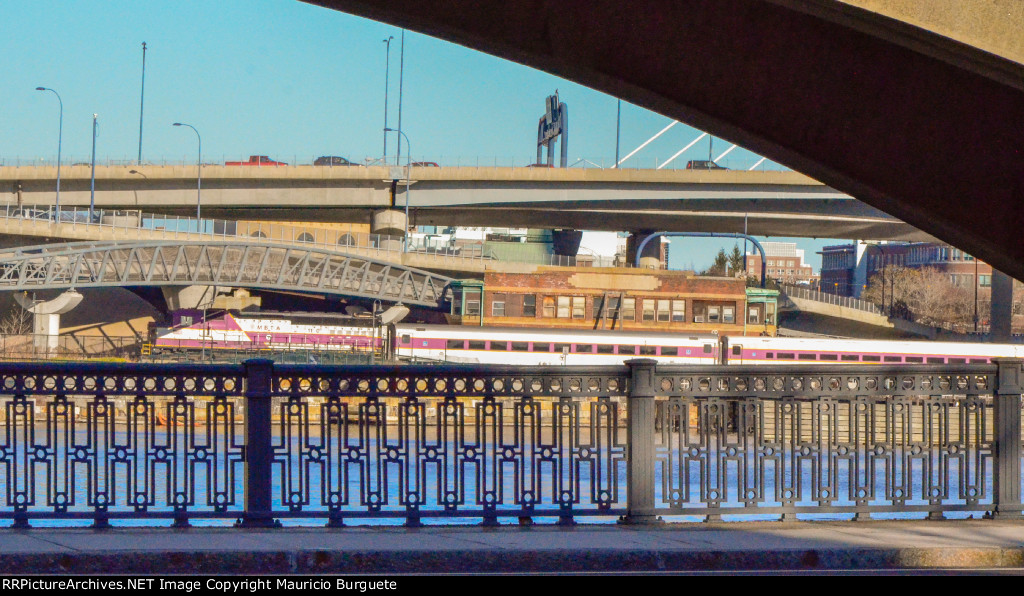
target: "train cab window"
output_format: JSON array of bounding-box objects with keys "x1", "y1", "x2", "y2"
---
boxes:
[
  {"x1": 798, "y1": 353, "x2": 817, "y2": 360},
  {"x1": 577, "y1": 344, "x2": 595, "y2": 353},
  {"x1": 401, "y1": 334, "x2": 411, "y2": 344},
  {"x1": 510, "y1": 342, "x2": 529, "y2": 352},
  {"x1": 884, "y1": 356, "x2": 902, "y2": 362},
  {"x1": 488, "y1": 341, "x2": 508, "y2": 351},
  {"x1": 597, "y1": 344, "x2": 615, "y2": 354},
  {"x1": 841, "y1": 354, "x2": 859, "y2": 361},
  {"x1": 554, "y1": 343, "x2": 571, "y2": 354},
  {"x1": 468, "y1": 340, "x2": 486, "y2": 350},
  {"x1": 447, "y1": 340, "x2": 465, "y2": 350},
  {"x1": 905, "y1": 356, "x2": 923, "y2": 363},
  {"x1": 619, "y1": 345, "x2": 638, "y2": 355},
  {"x1": 927, "y1": 357, "x2": 945, "y2": 364},
  {"x1": 703, "y1": 344, "x2": 713, "y2": 354},
  {"x1": 819, "y1": 354, "x2": 838, "y2": 361},
  {"x1": 862, "y1": 355, "x2": 880, "y2": 362},
  {"x1": 640, "y1": 346, "x2": 657, "y2": 355}
]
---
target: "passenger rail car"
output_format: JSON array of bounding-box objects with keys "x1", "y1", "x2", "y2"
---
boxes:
[{"x1": 154, "y1": 314, "x2": 1024, "y2": 365}]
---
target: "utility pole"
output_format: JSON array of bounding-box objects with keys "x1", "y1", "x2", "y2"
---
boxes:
[{"x1": 138, "y1": 41, "x2": 147, "y2": 164}]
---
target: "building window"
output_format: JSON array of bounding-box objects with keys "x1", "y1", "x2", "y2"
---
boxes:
[
  {"x1": 466, "y1": 296, "x2": 481, "y2": 316},
  {"x1": 642, "y1": 299, "x2": 656, "y2": 323},
  {"x1": 296, "y1": 232, "x2": 315, "y2": 243},
  {"x1": 557, "y1": 296, "x2": 571, "y2": 318},
  {"x1": 671, "y1": 300, "x2": 685, "y2": 322},
  {"x1": 621, "y1": 298, "x2": 636, "y2": 321},
  {"x1": 492, "y1": 293, "x2": 506, "y2": 317},
  {"x1": 543, "y1": 296, "x2": 555, "y2": 318},
  {"x1": 572, "y1": 297, "x2": 586, "y2": 319},
  {"x1": 980, "y1": 275, "x2": 992, "y2": 287},
  {"x1": 748, "y1": 306, "x2": 760, "y2": 324},
  {"x1": 708, "y1": 306, "x2": 721, "y2": 323},
  {"x1": 523, "y1": 295, "x2": 537, "y2": 317},
  {"x1": 723, "y1": 306, "x2": 735, "y2": 324},
  {"x1": 657, "y1": 299, "x2": 670, "y2": 322}
]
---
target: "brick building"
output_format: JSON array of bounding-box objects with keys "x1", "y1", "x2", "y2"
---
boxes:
[
  {"x1": 446, "y1": 268, "x2": 779, "y2": 336},
  {"x1": 745, "y1": 242, "x2": 818, "y2": 286}
]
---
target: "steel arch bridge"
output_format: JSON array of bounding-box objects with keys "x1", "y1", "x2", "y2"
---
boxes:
[{"x1": 0, "y1": 241, "x2": 454, "y2": 308}]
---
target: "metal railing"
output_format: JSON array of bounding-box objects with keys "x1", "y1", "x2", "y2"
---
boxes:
[
  {"x1": 0, "y1": 358, "x2": 1020, "y2": 527},
  {"x1": 781, "y1": 284, "x2": 885, "y2": 315}
]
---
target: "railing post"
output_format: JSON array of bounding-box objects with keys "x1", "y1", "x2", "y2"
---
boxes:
[
  {"x1": 993, "y1": 358, "x2": 1023, "y2": 518},
  {"x1": 239, "y1": 358, "x2": 279, "y2": 528},
  {"x1": 620, "y1": 359, "x2": 662, "y2": 525}
]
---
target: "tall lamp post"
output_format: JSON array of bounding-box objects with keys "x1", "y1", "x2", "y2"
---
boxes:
[
  {"x1": 173, "y1": 123, "x2": 202, "y2": 223},
  {"x1": 383, "y1": 35, "x2": 393, "y2": 162},
  {"x1": 384, "y1": 127, "x2": 411, "y2": 252},
  {"x1": 35, "y1": 87, "x2": 63, "y2": 222}
]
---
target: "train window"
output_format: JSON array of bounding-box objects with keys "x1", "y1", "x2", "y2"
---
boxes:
[
  {"x1": 401, "y1": 335, "x2": 411, "y2": 344},
  {"x1": 703, "y1": 344, "x2": 713, "y2": 354},
  {"x1": 819, "y1": 354, "x2": 838, "y2": 361},
  {"x1": 927, "y1": 357, "x2": 945, "y2": 364},
  {"x1": 468, "y1": 341, "x2": 486, "y2": 350},
  {"x1": 597, "y1": 344, "x2": 615, "y2": 354},
  {"x1": 970, "y1": 358, "x2": 988, "y2": 364},
  {"x1": 765, "y1": 352, "x2": 774, "y2": 359},
  {"x1": 949, "y1": 358, "x2": 966, "y2": 364},
  {"x1": 639, "y1": 346, "x2": 657, "y2": 355},
  {"x1": 577, "y1": 344, "x2": 595, "y2": 353},
  {"x1": 884, "y1": 356, "x2": 902, "y2": 362},
  {"x1": 841, "y1": 354, "x2": 859, "y2": 361},
  {"x1": 488, "y1": 341, "x2": 508, "y2": 351},
  {"x1": 619, "y1": 345, "x2": 637, "y2": 355},
  {"x1": 798, "y1": 353, "x2": 817, "y2": 360},
  {"x1": 777, "y1": 353, "x2": 795, "y2": 359},
  {"x1": 657, "y1": 346, "x2": 675, "y2": 356},
  {"x1": 905, "y1": 356, "x2": 923, "y2": 363},
  {"x1": 511, "y1": 342, "x2": 529, "y2": 352},
  {"x1": 732, "y1": 346, "x2": 741, "y2": 356},
  {"x1": 862, "y1": 355, "x2": 880, "y2": 362},
  {"x1": 554, "y1": 343, "x2": 571, "y2": 354},
  {"x1": 532, "y1": 342, "x2": 551, "y2": 352},
  {"x1": 447, "y1": 340, "x2": 465, "y2": 350}
]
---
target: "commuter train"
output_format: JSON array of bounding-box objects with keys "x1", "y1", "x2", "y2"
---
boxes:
[{"x1": 152, "y1": 312, "x2": 1024, "y2": 365}]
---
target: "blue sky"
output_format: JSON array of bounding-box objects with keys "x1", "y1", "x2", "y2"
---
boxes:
[{"x1": 2, "y1": 0, "x2": 847, "y2": 270}]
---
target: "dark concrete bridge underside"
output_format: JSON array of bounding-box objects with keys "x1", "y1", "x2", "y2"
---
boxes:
[{"x1": 310, "y1": 0, "x2": 1024, "y2": 280}]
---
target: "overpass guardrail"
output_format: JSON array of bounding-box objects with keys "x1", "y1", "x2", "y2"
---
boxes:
[
  {"x1": 0, "y1": 204, "x2": 624, "y2": 270},
  {"x1": 0, "y1": 358, "x2": 1019, "y2": 528},
  {"x1": 780, "y1": 283, "x2": 885, "y2": 315}
]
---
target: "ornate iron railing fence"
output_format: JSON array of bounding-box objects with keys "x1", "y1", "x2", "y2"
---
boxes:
[{"x1": 0, "y1": 359, "x2": 1019, "y2": 527}]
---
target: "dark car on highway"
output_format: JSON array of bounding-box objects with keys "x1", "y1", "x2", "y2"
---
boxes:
[
  {"x1": 685, "y1": 160, "x2": 727, "y2": 170},
  {"x1": 314, "y1": 156, "x2": 358, "y2": 166}
]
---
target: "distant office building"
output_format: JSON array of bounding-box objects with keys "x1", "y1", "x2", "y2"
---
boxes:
[
  {"x1": 746, "y1": 242, "x2": 818, "y2": 286},
  {"x1": 819, "y1": 241, "x2": 992, "y2": 297}
]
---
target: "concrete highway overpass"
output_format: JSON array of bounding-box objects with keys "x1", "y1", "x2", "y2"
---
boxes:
[
  {"x1": 305, "y1": 0, "x2": 1024, "y2": 281},
  {"x1": 1, "y1": 165, "x2": 929, "y2": 240}
]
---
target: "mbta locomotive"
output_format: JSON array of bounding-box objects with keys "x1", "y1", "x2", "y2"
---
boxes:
[{"x1": 153, "y1": 312, "x2": 1024, "y2": 365}]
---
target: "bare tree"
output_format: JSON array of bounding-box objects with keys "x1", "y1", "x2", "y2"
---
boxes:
[{"x1": 0, "y1": 307, "x2": 32, "y2": 336}]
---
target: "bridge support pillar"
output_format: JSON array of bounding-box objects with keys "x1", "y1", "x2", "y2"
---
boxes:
[
  {"x1": 626, "y1": 231, "x2": 663, "y2": 269},
  {"x1": 13, "y1": 290, "x2": 84, "y2": 356},
  {"x1": 162, "y1": 285, "x2": 222, "y2": 312},
  {"x1": 371, "y1": 209, "x2": 407, "y2": 252},
  {"x1": 551, "y1": 229, "x2": 582, "y2": 258},
  {"x1": 991, "y1": 270, "x2": 1014, "y2": 342}
]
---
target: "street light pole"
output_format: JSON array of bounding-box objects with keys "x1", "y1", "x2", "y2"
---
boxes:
[
  {"x1": 35, "y1": 87, "x2": 62, "y2": 221},
  {"x1": 138, "y1": 41, "x2": 147, "y2": 164},
  {"x1": 385, "y1": 127, "x2": 411, "y2": 252},
  {"x1": 396, "y1": 29, "x2": 405, "y2": 165},
  {"x1": 383, "y1": 36, "x2": 393, "y2": 163},
  {"x1": 173, "y1": 123, "x2": 202, "y2": 223},
  {"x1": 90, "y1": 114, "x2": 98, "y2": 221}
]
